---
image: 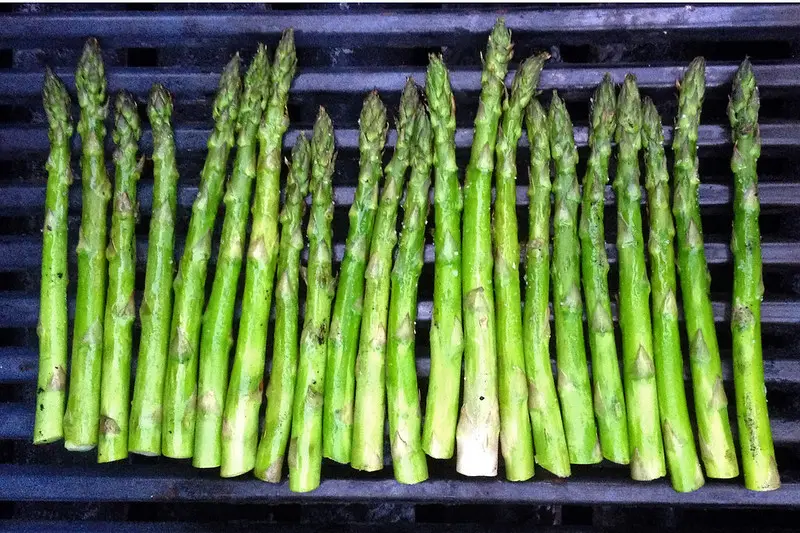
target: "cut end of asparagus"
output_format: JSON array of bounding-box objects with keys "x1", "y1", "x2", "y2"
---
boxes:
[
  {"x1": 112, "y1": 92, "x2": 142, "y2": 148},
  {"x1": 728, "y1": 58, "x2": 760, "y2": 136},
  {"x1": 615, "y1": 74, "x2": 642, "y2": 148},
  {"x1": 641, "y1": 97, "x2": 665, "y2": 146},
  {"x1": 589, "y1": 73, "x2": 617, "y2": 146},
  {"x1": 147, "y1": 84, "x2": 174, "y2": 126},
  {"x1": 76, "y1": 38, "x2": 106, "y2": 110},
  {"x1": 359, "y1": 90, "x2": 389, "y2": 151}
]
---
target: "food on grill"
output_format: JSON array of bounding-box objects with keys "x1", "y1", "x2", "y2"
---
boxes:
[
  {"x1": 422, "y1": 54, "x2": 464, "y2": 461},
  {"x1": 194, "y1": 44, "x2": 270, "y2": 470},
  {"x1": 34, "y1": 22, "x2": 778, "y2": 495},
  {"x1": 34, "y1": 69, "x2": 72, "y2": 445},
  {"x1": 128, "y1": 84, "x2": 179, "y2": 456},
  {"x1": 493, "y1": 54, "x2": 547, "y2": 482},
  {"x1": 63, "y1": 39, "x2": 110, "y2": 452},
  {"x1": 673, "y1": 57, "x2": 739, "y2": 479},
  {"x1": 642, "y1": 96, "x2": 705, "y2": 492},
  {"x1": 220, "y1": 31, "x2": 297, "y2": 479},
  {"x1": 289, "y1": 107, "x2": 336, "y2": 493},
  {"x1": 579, "y1": 75, "x2": 629, "y2": 466},
  {"x1": 323, "y1": 91, "x2": 388, "y2": 465},
  {"x1": 255, "y1": 135, "x2": 311, "y2": 483},
  {"x1": 352, "y1": 79, "x2": 419, "y2": 472},
  {"x1": 386, "y1": 107, "x2": 432, "y2": 485},
  {"x1": 523, "y1": 98, "x2": 571, "y2": 479},
  {"x1": 97, "y1": 92, "x2": 142, "y2": 464},
  {"x1": 614, "y1": 75, "x2": 666, "y2": 481},
  {"x1": 728, "y1": 59, "x2": 781, "y2": 491},
  {"x1": 548, "y1": 91, "x2": 602, "y2": 465},
  {"x1": 162, "y1": 54, "x2": 242, "y2": 459},
  {"x1": 456, "y1": 18, "x2": 510, "y2": 478}
]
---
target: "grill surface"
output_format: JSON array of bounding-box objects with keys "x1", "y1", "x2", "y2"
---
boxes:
[{"x1": 2, "y1": 3, "x2": 800, "y2": 531}]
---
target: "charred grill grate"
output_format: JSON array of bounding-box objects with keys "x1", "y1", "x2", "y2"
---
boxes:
[{"x1": 1, "y1": 3, "x2": 800, "y2": 531}]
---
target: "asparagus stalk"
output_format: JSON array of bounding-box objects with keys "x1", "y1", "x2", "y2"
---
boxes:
[
  {"x1": 387, "y1": 108, "x2": 432, "y2": 484},
  {"x1": 493, "y1": 54, "x2": 548, "y2": 481},
  {"x1": 642, "y1": 97, "x2": 704, "y2": 492},
  {"x1": 162, "y1": 55, "x2": 241, "y2": 459},
  {"x1": 422, "y1": 55, "x2": 464, "y2": 460},
  {"x1": 351, "y1": 79, "x2": 419, "y2": 472},
  {"x1": 323, "y1": 90, "x2": 388, "y2": 465},
  {"x1": 128, "y1": 84, "x2": 179, "y2": 456},
  {"x1": 456, "y1": 19, "x2": 511, "y2": 477},
  {"x1": 523, "y1": 99, "x2": 571, "y2": 478},
  {"x1": 97, "y1": 92, "x2": 143, "y2": 463},
  {"x1": 728, "y1": 59, "x2": 780, "y2": 491},
  {"x1": 64, "y1": 39, "x2": 110, "y2": 451},
  {"x1": 254, "y1": 134, "x2": 311, "y2": 482},
  {"x1": 672, "y1": 57, "x2": 738, "y2": 479},
  {"x1": 289, "y1": 108, "x2": 336, "y2": 493},
  {"x1": 194, "y1": 44, "x2": 270, "y2": 470},
  {"x1": 578, "y1": 76, "x2": 630, "y2": 465},
  {"x1": 614, "y1": 75, "x2": 665, "y2": 481},
  {"x1": 221, "y1": 31, "x2": 296, "y2": 478},
  {"x1": 34, "y1": 69, "x2": 73, "y2": 445},
  {"x1": 548, "y1": 92, "x2": 602, "y2": 465}
]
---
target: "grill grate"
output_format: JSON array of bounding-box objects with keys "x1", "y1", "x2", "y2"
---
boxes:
[{"x1": 2, "y1": 3, "x2": 800, "y2": 530}]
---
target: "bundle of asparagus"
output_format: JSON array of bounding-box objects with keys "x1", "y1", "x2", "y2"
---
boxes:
[{"x1": 33, "y1": 26, "x2": 779, "y2": 495}]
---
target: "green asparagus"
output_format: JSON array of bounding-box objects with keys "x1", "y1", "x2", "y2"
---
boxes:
[
  {"x1": 614, "y1": 75, "x2": 665, "y2": 481},
  {"x1": 323, "y1": 90, "x2": 387, "y2": 465},
  {"x1": 351, "y1": 79, "x2": 419, "y2": 472},
  {"x1": 642, "y1": 96, "x2": 704, "y2": 492},
  {"x1": 548, "y1": 91, "x2": 602, "y2": 465},
  {"x1": 579, "y1": 75, "x2": 629, "y2": 465},
  {"x1": 194, "y1": 45, "x2": 270, "y2": 469},
  {"x1": 456, "y1": 19, "x2": 510, "y2": 477},
  {"x1": 493, "y1": 54, "x2": 548, "y2": 481},
  {"x1": 162, "y1": 55, "x2": 241, "y2": 459},
  {"x1": 423, "y1": 54, "x2": 464, "y2": 460},
  {"x1": 289, "y1": 108, "x2": 336, "y2": 493},
  {"x1": 523, "y1": 99, "x2": 571, "y2": 478},
  {"x1": 128, "y1": 84, "x2": 179, "y2": 456},
  {"x1": 728, "y1": 59, "x2": 780, "y2": 491},
  {"x1": 34, "y1": 69, "x2": 73, "y2": 445},
  {"x1": 387, "y1": 108, "x2": 432, "y2": 484},
  {"x1": 672, "y1": 57, "x2": 738, "y2": 479},
  {"x1": 97, "y1": 92, "x2": 143, "y2": 463},
  {"x1": 64, "y1": 39, "x2": 110, "y2": 451},
  {"x1": 254, "y1": 134, "x2": 311, "y2": 482},
  {"x1": 221, "y1": 31, "x2": 296, "y2": 478}
]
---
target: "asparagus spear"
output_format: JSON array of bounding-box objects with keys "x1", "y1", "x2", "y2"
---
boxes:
[
  {"x1": 128, "y1": 84, "x2": 179, "y2": 456},
  {"x1": 387, "y1": 108, "x2": 432, "y2": 484},
  {"x1": 493, "y1": 54, "x2": 548, "y2": 481},
  {"x1": 642, "y1": 97, "x2": 704, "y2": 492},
  {"x1": 578, "y1": 76, "x2": 630, "y2": 465},
  {"x1": 63, "y1": 39, "x2": 110, "y2": 451},
  {"x1": 351, "y1": 79, "x2": 419, "y2": 472},
  {"x1": 672, "y1": 57, "x2": 738, "y2": 479},
  {"x1": 323, "y1": 90, "x2": 388, "y2": 465},
  {"x1": 34, "y1": 69, "x2": 73, "y2": 445},
  {"x1": 193, "y1": 44, "x2": 270, "y2": 470},
  {"x1": 221, "y1": 31, "x2": 296, "y2": 478},
  {"x1": 254, "y1": 134, "x2": 311, "y2": 482},
  {"x1": 548, "y1": 92, "x2": 602, "y2": 465},
  {"x1": 523, "y1": 99, "x2": 571, "y2": 478},
  {"x1": 614, "y1": 75, "x2": 665, "y2": 481},
  {"x1": 162, "y1": 55, "x2": 241, "y2": 459},
  {"x1": 97, "y1": 92, "x2": 143, "y2": 463},
  {"x1": 728, "y1": 59, "x2": 780, "y2": 491},
  {"x1": 289, "y1": 108, "x2": 336, "y2": 493},
  {"x1": 456, "y1": 19, "x2": 511, "y2": 477},
  {"x1": 422, "y1": 54, "x2": 464, "y2": 460}
]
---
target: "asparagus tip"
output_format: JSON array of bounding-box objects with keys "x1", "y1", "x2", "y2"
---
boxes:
[{"x1": 728, "y1": 58, "x2": 759, "y2": 135}]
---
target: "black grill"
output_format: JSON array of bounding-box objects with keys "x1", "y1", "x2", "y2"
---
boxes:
[{"x1": 2, "y1": 3, "x2": 800, "y2": 531}]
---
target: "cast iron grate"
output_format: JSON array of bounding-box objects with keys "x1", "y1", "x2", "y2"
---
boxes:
[{"x1": 1, "y1": 3, "x2": 800, "y2": 531}]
